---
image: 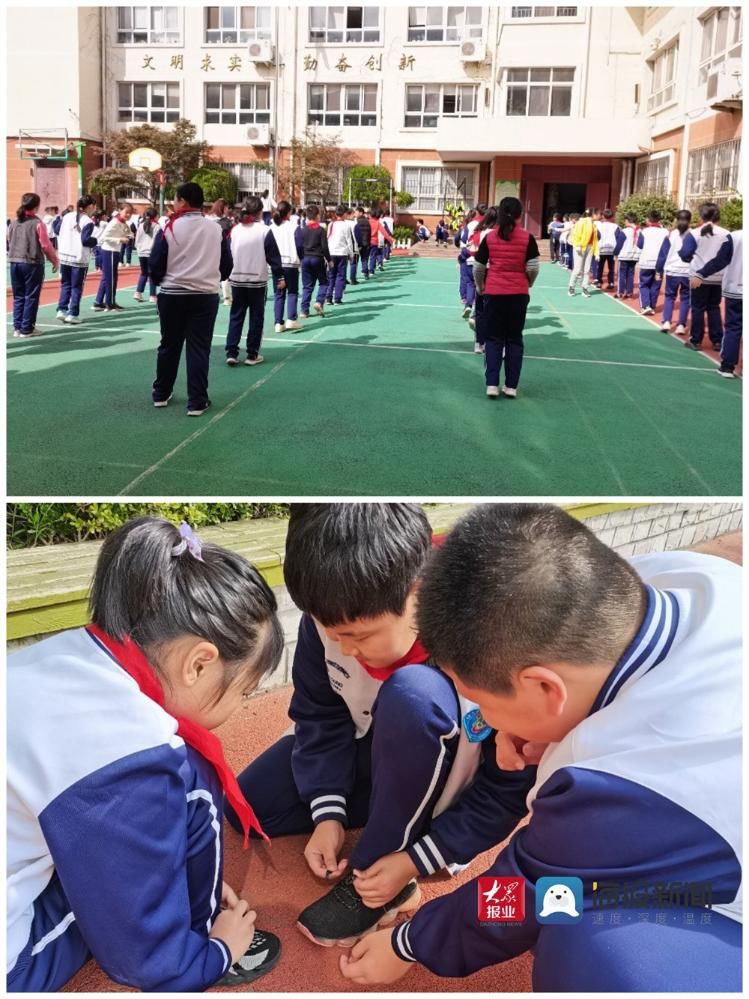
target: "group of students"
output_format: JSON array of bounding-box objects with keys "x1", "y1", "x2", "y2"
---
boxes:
[{"x1": 7, "y1": 502, "x2": 741, "y2": 992}]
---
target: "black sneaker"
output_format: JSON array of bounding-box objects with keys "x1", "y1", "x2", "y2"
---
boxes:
[
  {"x1": 719, "y1": 364, "x2": 736, "y2": 379},
  {"x1": 350, "y1": 279, "x2": 359, "y2": 285},
  {"x1": 107, "y1": 303, "x2": 125, "y2": 312},
  {"x1": 296, "y1": 871, "x2": 419, "y2": 948},
  {"x1": 187, "y1": 400, "x2": 213, "y2": 417},
  {"x1": 216, "y1": 929, "x2": 281, "y2": 986},
  {"x1": 684, "y1": 340, "x2": 701, "y2": 351}
]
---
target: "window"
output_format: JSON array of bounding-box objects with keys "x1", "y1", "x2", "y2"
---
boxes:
[
  {"x1": 118, "y1": 82, "x2": 180, "y2": 122},
  {"x1": 401, "y1": 165, "x2": 476, "y2": 212},
  {"x1": 205, "y1": 6, "x2": 272, "y2": 43},
  {"x1": 635, "y1": 156, "x2": 670, "y2": 195},
  {"x1": 117, "y1": 7, "x2": 180, "y2": 44},
  {"x1": 647, "y1": 42, "x2": 678, "y2": 111},
  {"x1": 309, "y1": 6, "x2": 381, "y2": 43},
  {"x1": 407, "y1": 6, "x2": 482, "y2": 42},
  {"x1": 404, "y1": 84, "x2": 478, "y2": 127},
  {"x1": 510, "y1": 6, "x2": 579, "y2": 18},
  {"x1": 699, "y1": 7, "x2": 742, "y2": 95},
  {"x1": 307, "y1": 83, "x2": 378, "y2": 125},
  {"x1": 685, "y1": 138, "x2": 742, "y2": 206},
  {"x1": 505, "y1": 67, "x2": 574, "y2": 116},
  {"x1": 223, "y1": 161, "x2": 274, "y2": 199},
  {"x1": 205, "y1": 83, "x2": 270, "y2": 124}
]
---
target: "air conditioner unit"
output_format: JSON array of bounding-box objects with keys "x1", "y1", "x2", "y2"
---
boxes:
[
  {"x1": 247, "y1": 124, "x2": 272, "y2": 145},
  {"x1": 708, "y1": 58, "x2": 742, "y2": 110},
  {"x1": 461, "y1": 39, "x2": 486, "y2": 62},
  {"x1": 248, "y1": 40, "x2": 275, "y2": 63}
]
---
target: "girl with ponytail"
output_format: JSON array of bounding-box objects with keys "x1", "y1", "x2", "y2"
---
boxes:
[
  {"x1": 656, "y1": 209, "x2": 692, "y2": 334},
  {"x1": 134, "y1": 207, "x2": 159, "y2": 303},
  {"x1": 268, "y1": 199, "x2": 305, "y2": 332},
  {"x1": 92, "y1": 201, "x2": 135, "y2": 312},
  {"x1": 8, "y1": 192, "x2": 60, "y2": 337},
  {"x1": 466, "y1": 206, "x2": 499, "y2": 349},
  {"x1": 54, "y1": 194, "x2": 98, "y2": 325},
  {"x1": 472, "y1": 197, "x2": 540, "y2": 399}
]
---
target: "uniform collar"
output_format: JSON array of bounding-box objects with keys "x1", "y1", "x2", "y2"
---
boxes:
[{"x1": 589, "y1": 585, "x2": 680, "y2": 715}]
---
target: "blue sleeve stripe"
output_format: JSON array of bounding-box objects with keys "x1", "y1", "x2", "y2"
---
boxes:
[
  {"x1": 311, "y1": 794, "x2": 346, "y2": 808},
  {"x1": 311, "y1": 803, "x2": 346, "y2": 822},
  {"x1": 422, "y1": 834, "x2": 448, "y2": 870},
  {"x1": 186, "y1": 789, "x2": 222, "y2": 932},
  {"x1": 209, "y1": 937, "x2": 231, "y2": 974},
  {"x1": 30, "y1": 911, "x2": 77, "y2": 957},
  {"x1": 392, "y1": 921, "x2": 416, "y2": 962},
  {"x1": 412, "y1": 841, "x2": 436, "y2": 875},
  {"x1": 395, "y1": 723, "x2": 459, "y2": 852}
]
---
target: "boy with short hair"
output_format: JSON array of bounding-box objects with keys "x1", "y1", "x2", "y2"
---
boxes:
[
  {"x1": 636, "y1": 209, "x2": 668, "y2": 315},
  {"x1": 228, "y1": 504, "x2": 535, "y2": 948},
  {"x1": 594, "y1": 208, "x2": 617, "y2": 289},
  {"x1": 340, "y1": 503, "x2": 741, "y2": 991},
  {"x1": 614, "y1": 212, "x2": 641, "y2": 299}
]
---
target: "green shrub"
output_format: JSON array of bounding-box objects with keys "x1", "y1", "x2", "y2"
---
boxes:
[
  {"x1": 444, "y1": 203, "x2": 466, "y2": 229},
  {"x1": 189, "y1": 165, "x2": 239, "y2": 205},
  {"x1": 719, "y1": 197, "x2": 743, "y2": 231},
  {"x1": 393, "y1": 224, "x2": 415, "y2": 244},
  {"x1": 394, "y1": 190, "x2": 415, "y2": 209},
  {"x1": 6, "y1": 503, "x2": 289, "y2": 549},
  {"x1": 343, "y1": 165, "x2": 392, "y2": 206},
  {"x1": 615, "y1": 192, "x2": 679, "y2": 227}
]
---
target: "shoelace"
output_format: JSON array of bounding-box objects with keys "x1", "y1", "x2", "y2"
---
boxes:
[{"x1": 331, "y1": 872, "x2": 365, "y2": 911}]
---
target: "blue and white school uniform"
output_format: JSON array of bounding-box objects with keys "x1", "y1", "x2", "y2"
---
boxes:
[
  {"x1": 697, "y1": 230, "x2": 742, "y2": 372},
  {"x1": 547, "y1": 220, "x2": 564, "y2": 262},
  {"x1": 655, "y1": 228, "x2": 691, "y2": 329},
  {"x1": 636, "y1": 224, "x2": 668, "y2": 310},
  {"x1": 392, "y1": 551, "x2": 741, "y2": 992},
  {"x1": 679, "y1": 224, "x2": 729, "y2": 348},
  {"x1": 134, "y1": 221, "x2": 157, "y2": 299},
  {"x1": 614, "y1": 224, "x2": 640, "y2": 296},
  {"x1": 326, "y1": 218, "x2": 356, "y2": 304},
  {"x1": 56, "y1": 211, "x2": 97, "y2": 320},
  {"x1": 268, "y1": 220, "x2": 305, "y2": 325},
  {"x1": 225, "y1": 220, "x2": 284, "y2": 360},
  {"x1": 594, "y1": 220, "x2": 618, "y2": 286},
  {"x1": 455, "y1": 224, "x2": 475, "y2": 306},
  {"x1": 7, "y1": 629, "x2": 233, "y2": 993},
  {"x1": 93, "y1": 216, "x2": 132, "y2": 309}
]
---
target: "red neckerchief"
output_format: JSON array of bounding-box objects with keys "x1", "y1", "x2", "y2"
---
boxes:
[
  {"x1": 645, "y1": 222, "x2": 663, "y2": 228},
  {"x1": 117, "y1": 214, "x2": 129, "y2": 224},
  {"x1": 24, "y1": 212, "x2": 38, "y2": 218},
  {"x1": 165, "y1": 208, "x2": 197, "y2": 234},
  {"x1": 86, "y1": 624, "x2": 266, "y2": 847},
  {"x1": 306, "y1": 220, "x2": 320, "y2": 229}
]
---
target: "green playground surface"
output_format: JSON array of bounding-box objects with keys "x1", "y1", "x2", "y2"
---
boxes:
[{"x1": 7, "y1": 257, "x2": 741, "y2": 496}]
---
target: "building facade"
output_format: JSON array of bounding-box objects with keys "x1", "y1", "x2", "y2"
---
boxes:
[{"x1": 6, "y1": 5, "x2": 743, "y2": 235}]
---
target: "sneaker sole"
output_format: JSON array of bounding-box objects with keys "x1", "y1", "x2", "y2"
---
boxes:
[
  {"x1": 296, "y1": 885, "x2": 421, "y2": 948},
  {"x1": 216, "y1": 946, "x2": 281, "y2": 986}
]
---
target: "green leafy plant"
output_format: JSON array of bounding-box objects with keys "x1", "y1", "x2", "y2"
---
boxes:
[
  {"x1": 394, "y1": 190, "x2": 415, "y2": 209},
  {"x1": 343, "y1": 164, "x2": 392, "y2": 206},
  {"x1": 87, "y1": 167, "x2": 146, "y2": 205},
  {"x1": 615, "y1": 192, "x2": 679, "y2": 227},
  {"x1": 392, "y1": 224, "x2": 415, "y2": 244},
  {"x1": 444, "y1": 203, "x2": 466, "y2": 229},
  {"x1": 719, "y1": 197, "x2": 743, "y2": 231},
  {"x1": 189, "y1": 165, "x2": 239, "y2": 205}
]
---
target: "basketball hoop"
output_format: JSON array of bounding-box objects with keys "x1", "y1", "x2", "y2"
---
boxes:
[{"x1": 128, "y1": 147, "x2": 162, "y2": 172}]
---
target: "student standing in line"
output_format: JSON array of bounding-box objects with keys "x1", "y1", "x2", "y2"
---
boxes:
[
  {"x1": 119, "y1": 218, "x2": 137, "y2": 265},
  {"x1": 268, "y1": 200, "x2": 304, "y2": 333},
  {"x1": 369, "y1": 209, "x2": 394, "y2": 273},
  {"x1": 469, "y1": 207, "x2": 498, "y2": 351},
  {"x1": 92, "y1": 212, "x2": 108, "y2": 271},
  {"x1": 567, "y1": 209, "x2": 598, "y2": 298},
  {"x1": 42, "y1": 206, "x2": 61, "y2": 251},
  {"x1": 54, "y1": 195, "x2": 98, "y2": 325},
  {"x1": 655, "y1": 209, "x2": 692, "y2": 335},
  {"x1": 636, "y1": 210, "x2": 668, "y2": 315},
  {"x1": 381, "y1": 211, "x2": 394, "y2": 261},
  {"x1": 345, "y1": 207, "x2": 361, "y2": 284},
  {"x1": 149, "y1": 181, "x2": 233, "y2": 416},
  {"x1": 547, "y1": 213, "x2": 564, "y2": 263},
  {"x1": 354, "y1": 207, "x2": 372, "y2": 280},
  {"x1": 454, "y1": 212, "x2": 475, "y2": 314},
  {"x1": 300, "y1": 205, "x2": 331, "y2": 318},
  {"x1": 8, "y1": 192, "x2": 60, "y2": 338},
  {"x1": 594, "y1": 209, "x2": 617, "y2": 289},
  {"x1": 260, "y1": 189, "x2": 277, "y2": 226},
  {"x1": 208, "y1": 199, "x2": 235, "y2": 305},
  {"x1": 613, "y1": 213, "x2": 640, "y2": 299},
  {"x1": 692, "y1": 227, "x2": 742, "y2": 377},
  {"x1": 133, "y1": 208, "x2": 159, "y2": 303},
  {"x1": 326, "y1": 205, "x2": 356, "y2": 306},
  {"x1": 678, "y1": 202, "x2": 729, "y2": 353},
  {"x1": 474, "y1": 197, "x2": 540, "y2": 399},
  {"x1": 92, "y1": 203, "x2": 135, "y2": 312}
]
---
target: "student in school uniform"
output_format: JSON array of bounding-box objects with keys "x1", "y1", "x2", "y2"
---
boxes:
[
  {"x1": 547, "y1": 213, "x2": 564, "y2": 264},
  {"x1": 300, "y1": 205, "x2": 331, "y2": 318},
  {"x1": 414, "y1": 219, "x2": 431, "y2": 242},
  {"x1": 133, "y1": 208, "x2": 159, "y2": 303},
  {"x1": 693, "y1": 228, "x2": 742, "y2": 377},
  {"x1": 636, "y1": 210, "x2": 668, "y2": 315},
  {"x1": 260, "y1": 190, "x2": 277, "y2": 226},
  {"x1": 92, "y1": 213, "x2": 108, "y2": 271},
  {"x1": 594, "y1": 209, "x2": 617, "y2": 289},
  {"x1": 54, "y1": 195, "x2": 98, "y2": 325},
  {"x1": 345, "y1": 207, "x2": 361, "y2": 284},
  {"x1": 92, "y1": 203, "x2": 135, "y2": 312},
  {"x1": 325, "y1": 205, "x2": 356, "y2": 306},
  {"x1": 149, "y1": 181, "x2": 233, "y2": 416},
  {"x1": 119, "y1": 218, "x2": 137, "y2": 265},
  {"x1": 381, "y1": 212, "x2": 394, "y2": 261},
  {"x1": 678, "y1": 202, "x2": 729, "y2": 353},
  {"x1": 454, "y1": 214, "x2": 476, "y2": 318},
  {"x1": 8, "y1": 192, "x2": 60, "y2": 338},
  {"x1": 567, "y1": 209, "x2": 598, "y2": 298},
  {"x1": 268, "y1": 200, "x2": 305, "y2": 333},
  {"x1": 369, "y1": 209, "x2": 394, "y2": 273},
  {"x1": 655, "y1": 210, "x2": 692, "y2": 335},
  {"x1": 613, "y1": 213, "x2": 640, "y2": 299},
  {"x1": 208, "y1": 199, "x2": 235, "y2": 305},
  {"x1": 42, "y1": 206, "x2": 61, "y2": 251},
  {"x1": 354, "y1": 207, "x2": 372, "y2": 280},
  {"x1": 560, "y1": 214, "x2": 576, "y2": 270},
  {"x1": 435, "y1": 219, "x2": 450, "y2": 247}
]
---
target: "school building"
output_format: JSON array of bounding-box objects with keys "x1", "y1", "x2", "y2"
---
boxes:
[{"x1": 6, "y1": 5, "x2": 743, "y2": 236}]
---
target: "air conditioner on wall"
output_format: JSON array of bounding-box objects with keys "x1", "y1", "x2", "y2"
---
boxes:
[
  {"x1": 248, "y1": 40, "x2": 275, "y2": 63},
  {"x1": 461, "y1": 39, "x2": 486, "y2": 62},
  {"x1": 247, "y1": 124, "x2": 272, "y2": 145},
  {"x1": 708, "y1": 58, "x2": 742, "y2": 110}
]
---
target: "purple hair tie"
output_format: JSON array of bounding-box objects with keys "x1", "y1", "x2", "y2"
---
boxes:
[{"x1": 171, "y1": 522, "x2": 204, "y2": 562}]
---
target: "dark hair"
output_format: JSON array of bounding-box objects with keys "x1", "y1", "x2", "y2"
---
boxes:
[
  {"x1": 699, "y1": 201, "x2": 720, "y2": 237},
  {"x1": 583, "y1": 208, "x2": 594, "y2": 217},
  {"x1": 175, "y1": 182, "x2": 204, "y2": 209},
  {"x1": 16, "y1": 192, "x2": 41, "y2": 220},
  {"x1": 273, "y1": 199, "x2": 292, "y2": 225},
  {"x1": 602, "y1": 208, "x2": 614, "y2": 219},
  {"x1": 476, "y1": 203, "x2": 488, "y2": 216},
  {"x1": 417, "y1": 504, "x2": 647, "y2": 694},
  {"x1": 306, "y1": 204, "x2": 320, "y2": 221},
  {"x1": 497, "y1": 197, "x2": 522, "y2": 241},
  {"x1": 625, "y1": 212, "x2": 638, "y2": 224},
  {"x1": 89, "y1": 517, "x2": 284, "y2": 698},
  {"x1": 554, "y1": 212, "x2": 563, "y2": 221},
  {"x1": 417, "y1": 218, "x2": 424, "y2": 225},
  {"x1": 261, "y1": 189, "x2": 269, "y2": 198},
  {"x1": 647, "y1": 209, "x2": 661, "y2": 223},
  {"x1": 283, "y1": 504, "x2": 433, "y2": 626},
  {"x1": 212, "y1": 198, "x2": 226, "y2": 216},
  {"x1": 240, "y1": 195, "x2": 263, "y2": 220},
  {"x1": 335, "y1": 204, "x2": 346, "y2": 217},
  {"x1": 74, "y1": 195, "x2": 97, "y2": 231},
  {"x1": 675, "y1": 209, "x2": 692, "y2": 233},
  {"x1": 142, "y1": 206, "x2": 158, "y2": 236},
  {"x1": 476, "y1": 206, "x2": 498, "y2": 233}
]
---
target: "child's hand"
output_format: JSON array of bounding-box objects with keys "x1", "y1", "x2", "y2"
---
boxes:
[
  {"x1": 339, "y1": 928, "x2": 413, "y2": 984},
  {"x1": 690, "y1": 277, "x2": 703, "y2": 289},
  {"x1": 221, "y1": 880, "x2": 240, "y2": 910},
  {"x1": 495, "y1": 731, "x2": 548, "y2": 770},
  {"x1": 304, "y1": 819, "x2": 347, "y2": 879},
  {"x1": 209, "y1": 899, "x2": 256, "y2": 964},
  {"x1": 352, "y1": 852, "x2": 418, "y2": 908}
]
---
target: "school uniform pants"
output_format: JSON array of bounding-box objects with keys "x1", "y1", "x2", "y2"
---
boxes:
[
  {"x1": 618, "y1": 260, "x2": 636, "y2": 296},
  {"x1": 368, "y1": 245, "x2": 382, "y2": 273},
  {"x1": 135, "y1": 256, "x2": 156, "y2": 298},
  {"x1": 301, "y1": 257, "x2": 329, "y2": 313},
  {"x1": 10, "y1": 262, "x2": 45, "y2": 333},
  {"x1": 569, "y1": 247, "x2": 594, "y2": 290},
  {"x1": 57, "y1": 265, "x2": 88, "y2": 318},
  {"x1": 638, "y1": 269, "x2": 662, "y2": 310},
  {"x1": 473, "y1": 293, "x2": 486, "y2": 347},
  {"x1": 550, "y1": 236, "x2": 561, "y2": 262},
  {"x1": 688, "y1": 283, "x2": 723, "y2": 348},
  {"x1": 93, "y1": 246, "x2": 103, "y2": 271},
  {"x1": 273, "y1": 267, "x2": 299, "y2": 324},
  {"x1": 359, "y1": 245, "x2": 372, "y2": 276},
  {"x1": 227, "y1": 664, "x2": 464, "y2": 871},
  {"x1": 460, "y1": 262, "x2": 476, "y2": 307},
  {"x1": 661, "y1": 275, "x2": 690, "y2": 327},
  {"x1": 326, "y1": 256, "x2": 348, "y2": 304},
  {"x1": 564, "y1": 243, "x2": 574, "y2": 269},
  {"x1": 153, "y1": 293, "x2": 219, "y2": 411},
  {"x1": 262, "y1": 212, "x2": 272, "y2": 226},
  {"x1": 226, "y1": 286, "x2": 267, "y2": 360},
  {"x1": 349, "y1": 253, "x2": 359, "y2": 281},
  {"x1": 721, "y1": 297, "x2": 742, "y2": 369},
  {"x1": 94, "y1": 250, "x2": 120, "y2": 308},
  {"x1": 119, "y1": 240, "x2": 134, "y2": 265},
  {"x1": 596, "y1": 253, "x2": 615, "y2": 287},
  {"x1": 480, "y1": 294, "x2": 529, "y2": 390}
]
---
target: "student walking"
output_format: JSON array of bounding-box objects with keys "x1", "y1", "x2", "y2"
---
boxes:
[
  {"x1": 54, "y1": 195, "x2": 98, "y2": 325},
  {"x1": 346, "y1": 207, "x2": 361, "y2": 283},
  {"x1": 260, "y1": 190, "x2": 277, "y2": 226},
  {"x1": 149, "y1": 182, "x2": 233, "y2": 416},
  {"x1": 655, "y1": 209, "x2": 692, "y2": 334},
  {"x1": 268, "y1": 200, "x2": 304, "y2": 333},
  {"x1": 679, "y1": 202, "x2": 729, "y2": 352},
  {"x1": 594, "y1": 209, "x2": 617, "y2": 289},
  {"x1": 547, "y1": 213, "x2": 564, "y2": 263},
  {"x1": 636, "y1": 210, "x2": 668, "y2": 315},
  {"x1": 614, "y1": 213, "x2": 640, "y2": 299},
  {"x1": 208, "y1": 199, "x2": 235, "y2": 304},
  {"x1": 326, "y1": 205, "x2": 356, "y2": 305},
  {"x1": 300, "y1": 205, "x2": 331, "y2": 318},
  {"x1": 354, "y1": 207, "x2": 372, "y2": 279},
  {"x1": 368, "y1": 209, "x2": 393, "y2": 273},
  {"x1": 568, "y1": 208, "x2": 598, "y2": 297},
  {"x1": 8, "y1": 192, "x2": 60, "y2": 338},
  {"x1": 692, "y1": 228, "x2": 742, "y2": 377},
  {"x1": 132, "y1": 208, "x2": 159, "y2": 303},
  {"x1": 92, "y1": 204, "x2": 135, "y2": 312}
]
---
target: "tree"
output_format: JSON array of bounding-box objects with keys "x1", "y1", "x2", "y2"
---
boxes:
[
  {"x1": 277, "y1": 129, "x2": 357, "y2": 207},
  {"x1": 344, "y1": 165, "x2": 392, "y2": 206},
  {"x1": 101, "y1": 119, "x2": 211, "y2": 200},
  {"x1": 719, "y1": 197, "x2": 743, "y2": 232},
  {"x1": 189, "y1": 165, "x2": 239, "y2": 205},
  {"x1": 615, "y1": 192, "x2": 679, "y2": 227},
  {"x1": 394, "y1": 190, "x2": 415, "y2": 210},
  {"x1": 88, "y1": 166, "x2": 146, "y2": 205}
]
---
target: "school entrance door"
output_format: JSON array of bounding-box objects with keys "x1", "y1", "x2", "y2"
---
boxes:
[
  {"x1": 543, "y1": 183, "x2": 586, "y2": 221},
  {"x1": 520, "y1": 164, "x2": 613, "y2": 237}
]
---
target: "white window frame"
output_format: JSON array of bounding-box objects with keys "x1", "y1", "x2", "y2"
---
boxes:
[
  {"x1": 647, "y1": 39, "x2": 679, "y2": 113},
  {"x1": 398, "y1": 162, "x2": 479, "y2": 212},
  {"x1": 508, "y1": 6, "x2": 583, "y2": 22},
  {"x1": 504, "y1": 67, "x2": 575, "y2": 117},
  {"x1": 117, "y1": 81, "x2": 181, "y2": 123},
  {"x1": 308, "y1": 6, "x2": 382, "y2": 44},
  {"x1": 685, "y1": 137, "x2": 742, "y2": 205},
  {"x1": 204, "y1": 82, "x2": 271, "y2": 125},
  {"x1": 116, "y1": 6, "x2": 182, "y2": 45},
  {"x1": 634, "y1": 151, "x2": 673, "y2": 195},
  {"x1": 223, "y1": 161, "x2": 274, "y2": 200},
  {"x1": 403, "y1": 83, "x2": 479, "y2": 128},
  {"x1": 406, "y1": 6, "x2": 483, "y2": 43},
  {"x1": 307, "y1": 83, "x2": 379, "y2": 126},
  {"x1": 204, "y1": 5, "x2": 273, "y2": 44},
  {"x1": 699, "y1": 6, "x2": 742, "y2": 96}
]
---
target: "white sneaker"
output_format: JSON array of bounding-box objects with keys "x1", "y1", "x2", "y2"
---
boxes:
[
  {"x1": 660, "y1": 321, "x2": 671, "y2": 332},
  {"x1": 474, "y1": 343, "x2": 484, "y2": 354},
  {"x1": 675, "y1": 324, "x2": 686, "y2": 335},
  {"x1": 468, "y1": 317, "x2": 476, "y2": 330},
  {"x1": 134, "y1": 292, "x2": 144, "y2": 302},
  {"x1": 55, "y1": 310, "x2": 67, "y2": 320},
  {"x1": 226, "y1": 357, "x2": 240, "y2": 366},
  {"x1": 12, "y1": 329, "x2": 21, "y2": 337},
  {"x1": 149, "y1": 296, "x2": 158, "y2": 304},
  {"x1": 314, "y1": 303, "x2": 325, "y2": 316},
  {"x1": 224, "y1": 298, "x2": 233, "y2": 306},
  {"x1": 274, "y1": 323, "x2": 286, "y2": 334},
  {"x1": 501, "y1": 386, "x2": 518, "y2": 399},
  {"x1": 65, "y1": 315, "x2": 82, "y2": 325},
  {"x1": 245, "y1": 355, "x2": 264, "y2": 366},
  {"x1": 285, "y1": 319, "x2": 302, "y2": 331},
  {"x1": 486, "y1": 385, "x2": 500, "y2": 398},
  {"x1": 462, "y1": 305, "x2": 472, "y2": 319},
  {"x1": 17, "y1": 328, "x2": 43, "y2": 339},
  {"x1": 153, "y1": 393, "x2": 173, "y2": 408}
]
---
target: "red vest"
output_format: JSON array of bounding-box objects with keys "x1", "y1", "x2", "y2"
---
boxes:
[{"x1": 484, "y1": 226, "x2": 531, "y2": 296}]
